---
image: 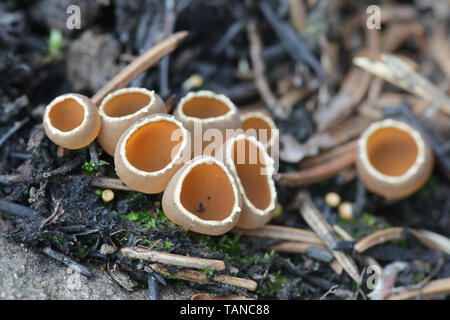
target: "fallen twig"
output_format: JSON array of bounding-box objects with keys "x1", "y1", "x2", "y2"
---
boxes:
[
  {"x1": 299, "y1": 139, "x2": 357, "y2": 169},
  {"x1": 0, "y1": 118, "x2": 29, "y2": 149},
  {"x1": 234, "y1": 225, "x2": 323, "y2": 244},
  {"x1": 353, "y1": 227, "x2": 404, "y2": 253},
  {"x1": 91, "y1": 31, "x2": 188, "y2": 105},
  {"x1": 247, "y1": 19, "x2": 278, "y2": 116},
  {"x1": 260, "y1": 1, "x2": 327, "y2": 83},
  {"x1": 408, "y1": 229, "x2": 450, "y2": 255},
  {"x1": 383, "y1": 104, "x2": 450, "y2": 178},
  {"x1": 121, "y1": 246, "x2": 226, "y2": 271},
  {"x1": 146, "y1": 264, "x2": 258, "y2": 291},
  {"x1": 297, "y1": 191, "x2": 361, "y2": 283},
  {"x1": 268, "y1": 241, "x2": 326, "y2": 254},
  {"x1": 41, "y1": 154, "x2": 84, "y2": 179},
  {"x1": 275, "y1": 148, "x2": 356, "y2": 187},
  {"x1": 313, "y1": 67, "x2": 371, "y2": 131},
  {"x1": 191, "y1": 293, "x2": 254, "y2": 300},
  {"x1": 0, "y1": 199, "x2": 36, "y2": 218},
  {"x1": 43, "y1": 246, "x2": 93, "y2": 278},
  {"x1": 90, "y1": 177, "x2": 133, "y2": 191},
  {"x1": 386, "y1": 277, "x2": 450, "y2": 300},
  {"x1": 0, "y1": 174, "x2": 28, "y2": 185},
  {"x1": 431, "y1": 22, "x2": 450, "y2": 77},
  {"x1": 353, "y1": 54, "x2": 450, "y2": 115}
]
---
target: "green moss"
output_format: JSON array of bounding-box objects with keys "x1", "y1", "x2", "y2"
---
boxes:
[
  {"x1": 121, "y1": 209, "x2": 172, "y2": 231},
  {"x1": 52, "y1": 236, "x2": 62, "y2": 244},
  {"x1": 202, "y1": 269, "x2": 213, "y2": 275},
  {"x1": 48, "y1": 29, "x2": 67, "y2": 59},
  {"x1": 217, "y1": 233, "x2": 244, "y2": 259},
  {"x1": 131, "y1": 192, "x2": 144, "y2": 199},
  {"x1": 263, "y1": 249, "x2": 276, "y2": 260},
  {"x1": 79, "y1": 247, "x2": 88, "y2": 258},
  {"x1": 256, "y1": 270, "x2": 284, "y2": 297},
  {"x1": 362, "y1": 212, "x2": 377, "y2": 227},
  {"x1": 82, "y1": 160, "x2": 110, "y2": 174},
  {"x1": 164, "y1": 241, "x2": 173, "y2": 250},
  {"x1": 413, "y1": 273, "x2": 424, "y2": 283}
]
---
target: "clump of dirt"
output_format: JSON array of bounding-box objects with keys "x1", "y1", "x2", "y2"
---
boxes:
[{"x1": 67, "y1": 31, "x2": 124, "y2": 92}]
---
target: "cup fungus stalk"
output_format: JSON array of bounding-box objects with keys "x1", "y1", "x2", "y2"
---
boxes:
[
  {"x1": 43, "y1": 93, "x2": 101, "y2": 149},
  {"x1": 356, "y1": 118, "x2": 434, "y2": 200},
  {"x1": 98, "y1": 88, "x2": 167, "y2": 155},
  {"x1": 114, "y1": 114, "x2": 191, "y2": 194},
  {"x1": 162, "y1": 156, "x2": 242, "y2": 235},
  {"x1": 222, "y1": 134, "x2": 277, "y2": 229}
]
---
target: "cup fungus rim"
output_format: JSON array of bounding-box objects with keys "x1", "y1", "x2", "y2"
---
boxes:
[
  {"x1": 43, "y1": 93, "x2": 90, "y2": 136},
  {"x1": 98, "y1": 87, "x2": 158, "y2": 122},
  {"x1": 358, "y1": 118, "x2": 427, "y2": 185},
  {"x1": 173, "y1": 155, "x2": 242, "y2": 226},
  {"x1": 225, "y1": 134, "x2": 277, "y2": 217},
  {"x1": 177, "y1": 90, "x2": 239, "y2": 124},
  {"x1": 241, "y1": 110, "x2": 279, "y2": 148},
  {"x1": 118, "y1": 114, "x2": 190, "y2": 177}
]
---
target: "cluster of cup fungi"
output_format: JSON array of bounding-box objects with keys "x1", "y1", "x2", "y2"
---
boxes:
[
  {"x1": 42, "y1": 33, "x2": 434, "y2": 236},
  {"x1": 43, "y1": 86, "x2": 278, "y2": 235}
]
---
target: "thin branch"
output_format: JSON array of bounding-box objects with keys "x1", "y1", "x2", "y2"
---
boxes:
[
  {"x1": 146, "y1": 264, "x2": 258, "y2": 291},
  {"x1": 268, "y1": 241, "x2": 327, "y2": 254},
  {"x1": 234, "y1": 225, "x2": 323, "y2": 244},
  {"x1": 0, "y1": 118, "x2": 29, "y2": 148},
  {"x1": 43, "y1": 247, "x2": 93, "y2": 278},
  {"x1": 91, "y1": 31, "x2": 188, "y2": 106},
  {"x1": 121, "y1": 247, "x2": 226, "y2": 271},
  {"x1": 353, "y1": 227, "x2": 404, "y2": 253},
  {"x1": 0, "y1": 199, "x2": 36, "y2": 218},
  {"x1": 247, "y1": 19, "x2": 278, "y2": 114},
  {"x1": 297, "y1": 191, "x2": 361, "y2": 283},
  {"x1": 353, "y1": 54, "x2": 450, "y2": 115},
  {"x1": 275, "y1": 148, "x2": 356, "y2": 187},
  {"x1": 90, "y1": 177, "x2": 134, "y2": 191},
  {"x1": 386, "y1": 277, "x2": 450, "y2": 300}
]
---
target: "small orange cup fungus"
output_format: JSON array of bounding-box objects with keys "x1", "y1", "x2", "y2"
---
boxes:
[
  {"x1": 356, "y1": 118, "x2": 434, "y2": 200},
  {"x1": 98, "y1": 88, "x2": 167, "y2": 156},
  {"x1": 114, "y1": 114, "x2": 191, "y2": 194},
  {"x1": 162, "y1": 156, "x2": 242, "y2": 235},
  {"x1": 222, "y1": 134, "x2": 277, "y2": 229},
  {"x1": 174, "y1": 90, "x2": 241, "y2": 156},
  {"x1": 43, "y1": 93, "x2": 101, "y2": 149}
]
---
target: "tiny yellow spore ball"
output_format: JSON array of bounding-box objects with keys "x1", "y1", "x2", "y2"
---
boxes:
[
  {"x1": 325, "y1": 192, "x2": 341, "y2": 207},
  {"x1": 338, "y1": 202, "x2": 353, "y2": 220},
  {"x1": 102, "y1": 189, "x2": 115, "y2": 203}
]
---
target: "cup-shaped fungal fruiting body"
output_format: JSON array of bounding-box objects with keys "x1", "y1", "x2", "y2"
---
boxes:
[
  {"x1": 162, "y1": 156, "x2": 242, "y2": 235},
  {"x1": 356, "y1": 118, "x2": 434, "y2": 200},
  {"x1": 173, "y1": 90, "x2": 241, "y2": 156},
  {"x1": 240, "y1": 110, "x2": 279, "y2": 156},
  {"x1": 98, "y1": 88, "x2": 167, "y2": 155},
  {"x1": 114, "y1": 114, "x2": 191, "y2": 194},
  {"x1": 222, "y1": 134, "x2": 277, "y2": 229},
  {"x1": 43, "y1": 93, "x2": 101, "y2": 149}
]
